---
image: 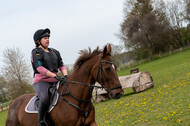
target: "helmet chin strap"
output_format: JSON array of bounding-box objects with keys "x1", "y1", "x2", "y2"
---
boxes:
[{"x1": 39, "y1": 41, "x2": 47, "y2": 49}]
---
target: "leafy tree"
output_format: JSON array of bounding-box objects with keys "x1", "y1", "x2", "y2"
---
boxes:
[
  {"x1": 121, "y1": 0, "x2": 170, "y2": 60},
  {"x1": 120, "y1": 0, "x2": 189, "y2": 61}
]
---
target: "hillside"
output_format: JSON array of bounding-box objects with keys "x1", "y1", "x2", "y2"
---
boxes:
[
  {"x1": 94, "y1": 48, "x2": 190, "y2": 126},
  {"x1": 1, "y1": 48, "x2": 190, "y2": 126}
]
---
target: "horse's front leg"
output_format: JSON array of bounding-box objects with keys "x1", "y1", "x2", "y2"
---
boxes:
[
  {"x1": 90, "y1": 122, "x2": 98, "y2": 126},
  {"x1": 87, "y1": 105, "x2": 98, "y2": 126}
]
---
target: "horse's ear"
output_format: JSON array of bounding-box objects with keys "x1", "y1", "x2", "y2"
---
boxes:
[
  {"x1": 107, "y1": 44, "x2": 112, "y2": 54},
  {"x1": 101, "y1": 44, "x2": 112, "y2": 58}
]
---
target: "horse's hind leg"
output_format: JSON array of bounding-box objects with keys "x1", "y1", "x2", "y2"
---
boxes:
[
  {"x1": 90, "y1": 122, "x2": 98, "y2": 126},
  {"x1": 6, "y1": 120, "x2": 20, "y2": 126},
  {"x1": 6, "y1": 107, "x2": 21, "y2": 126},
  {"x1": 6, "y1": 113, "x2": 20, "y2": 126},
  {"x1": 6, "y1": 94, "x2": 36, "y2": 126},
  {"x1": 6, "y1": 96, "x2": 24, "y2": 126}
]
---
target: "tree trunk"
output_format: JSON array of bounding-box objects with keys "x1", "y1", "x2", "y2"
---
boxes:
[{"x1": 131, "y1": 71, "x2": 154, "y2": 93}]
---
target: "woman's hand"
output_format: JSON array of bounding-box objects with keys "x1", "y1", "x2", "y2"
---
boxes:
[
  {"x1": 54, "y1": 76, "x2": 63, "y2": 81},
  {"x1": 54, "y1": 75, "x2": 68, "y2": 82}
]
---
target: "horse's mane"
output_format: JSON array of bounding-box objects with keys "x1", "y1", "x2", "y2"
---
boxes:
[{"x1": 74, "y1": 47, "x2": 101, "y2": 70}]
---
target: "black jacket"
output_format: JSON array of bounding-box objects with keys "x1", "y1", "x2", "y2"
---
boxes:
[{"x1": 31, "y1": 48, "x2": 64, "y2": 75}]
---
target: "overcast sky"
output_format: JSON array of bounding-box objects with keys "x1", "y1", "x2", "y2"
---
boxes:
[{"x1": 0, "y1": 0, "x2": 125, "y2": 67}]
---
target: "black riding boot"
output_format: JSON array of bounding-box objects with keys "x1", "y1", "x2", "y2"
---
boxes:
[{"x1": 38, "y1": 103, "x2": 49, "y2": 126}]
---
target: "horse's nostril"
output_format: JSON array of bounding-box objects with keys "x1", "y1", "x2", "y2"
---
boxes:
[{"x1": 114, "y1": 92, "x2": 121, "y2": 99}]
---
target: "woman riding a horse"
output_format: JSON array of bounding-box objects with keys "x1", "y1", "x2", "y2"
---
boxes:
[
  {"x1": 6, "y1": 30, "x2": 123, "y2": 126},
  {"x1": 32, "y1": 28, "x2": 68, "y2": 125}
]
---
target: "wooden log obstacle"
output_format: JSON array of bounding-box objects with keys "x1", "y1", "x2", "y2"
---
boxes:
[{"x1": 93, "y1": 71, "x2": 154, "y2": 102}]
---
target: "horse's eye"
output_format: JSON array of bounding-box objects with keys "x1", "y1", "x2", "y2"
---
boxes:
[{"x1": 105, "y1": 67, "x2": 111, "y2": 71}]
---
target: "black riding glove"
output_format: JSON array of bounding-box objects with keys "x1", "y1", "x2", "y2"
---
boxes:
[
  {"x1": 64, "y1": 75, "x2": 68, "y2": 79},
  {"x1": 63, "y1": 75, "x2": 68, "y2": 81},
  {"x1": 54, "y1": 76, "x2": 63, "y2": 82}
]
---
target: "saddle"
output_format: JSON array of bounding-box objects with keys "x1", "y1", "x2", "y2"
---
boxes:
[{"x1": 25, "y1": 82, "x2": 60, "y2": 113}]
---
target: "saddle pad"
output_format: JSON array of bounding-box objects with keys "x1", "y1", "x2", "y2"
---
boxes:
[{"x1": 25, "y1": 82, "x2": 60, "y2": 113}]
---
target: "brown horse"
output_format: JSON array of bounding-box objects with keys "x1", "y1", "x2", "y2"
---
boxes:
[{"x1": 6, "y1": 44, "x2": 123, "y2": 126}]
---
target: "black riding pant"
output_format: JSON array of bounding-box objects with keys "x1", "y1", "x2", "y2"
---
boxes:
[{"x1": 33, "y1": 81, "x2": 54, "y2": 105}]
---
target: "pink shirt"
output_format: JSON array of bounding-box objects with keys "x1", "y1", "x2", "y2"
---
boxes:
[{"x1": 33, "y1": 66, "x2": 66, "y2": 84}]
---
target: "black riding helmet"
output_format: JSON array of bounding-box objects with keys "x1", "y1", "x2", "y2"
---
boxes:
[{"x1": 33, "y1": 28, "x2": 50, "y2": 43}]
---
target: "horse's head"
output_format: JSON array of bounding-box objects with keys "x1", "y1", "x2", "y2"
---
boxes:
[{"x1": 92, "y1": 44, "x2": 124, "y2": 99}]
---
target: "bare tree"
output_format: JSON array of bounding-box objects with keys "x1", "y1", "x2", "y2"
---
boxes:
[
  {"x1": 165, "y1": 0, "x2": 186, "y2": 28},
  {"x1": 0, "y1": 76, "x2": 8, "y2": 102},
  {"x1": 184, "y1": 0, "x2": 190, "y2": 22},
  {"x1": 2, "y1": 47, "x2": 34, "y2": 100},
  {"x1": 164, "y1": 0, "x2": 189, "y2": 48}
]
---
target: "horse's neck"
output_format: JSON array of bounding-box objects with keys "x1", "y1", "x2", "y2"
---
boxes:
[
  {"x1": 63, "y1": 57, "x2": 96, "y2": 102},
  {"x1": 68, "y1": 74, "x2": 93, "y2": 100}
]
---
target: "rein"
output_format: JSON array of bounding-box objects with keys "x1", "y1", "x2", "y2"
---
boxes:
[{"x1": 56, "y1": 54, "x2": 122, "y2": 126}]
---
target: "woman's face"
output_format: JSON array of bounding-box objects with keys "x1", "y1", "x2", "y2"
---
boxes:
[{"x1": 40, "y1": 36, "x2": 49, "y2": 48}]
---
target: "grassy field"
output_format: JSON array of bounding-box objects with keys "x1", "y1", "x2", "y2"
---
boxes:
[
  {"x1": 94, "y1": 48, "x2": 190, "y2": 126},
  {"x1": 0, "y1": 48, "x2": 190, "y2": 126},
  {"x1": 0, "y1": 110, "x2": 7, "y2": 126}
]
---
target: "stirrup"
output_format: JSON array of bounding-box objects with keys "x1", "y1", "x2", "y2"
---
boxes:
[{"x1": 38, "y1": 121, "x2": 48, "y2": 126}]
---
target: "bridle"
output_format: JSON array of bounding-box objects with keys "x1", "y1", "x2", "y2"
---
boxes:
[
  {"x1": 96, "y1": 54, "x2": 122, "y2": 93},
  {"x1": 56, "y1": 54, "x2": 122, "y2": 126}
]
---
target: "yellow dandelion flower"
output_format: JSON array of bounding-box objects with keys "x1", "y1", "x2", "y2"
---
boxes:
[
  {"x1": 176, "y1": 119, "x2": 182, "y2": 123},
  {"x1": 163, "y1": 117, "x2": 168, "y2": 120},
  {"x1": 120, "y1": 120, "x2": 123, "y2": 123}
]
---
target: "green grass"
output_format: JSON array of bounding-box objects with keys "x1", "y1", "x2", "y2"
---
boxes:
[
  {"x1": 0, "y1": 110, "x2": 8, "y2": 126},
  {"x1": 94, "y1": 48, "x2": 190, "y2": 126},
  {"x1": 1, "y1": 49, "x2": 190, "y2": 126}
]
